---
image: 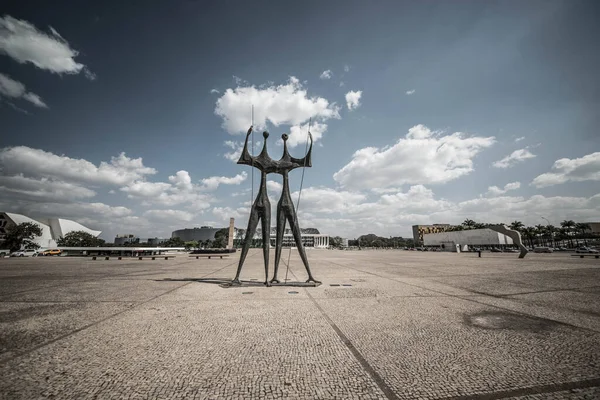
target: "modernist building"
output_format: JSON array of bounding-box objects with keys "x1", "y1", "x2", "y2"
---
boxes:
[
  {"x1": 423, "y1": 228, "x2": 513, "y2": 251},
  {"x1": 585, "y1": 222, "x2": 600, "y2": 235},
  {"x1": 412, "y1": 224, "x2": 453, "y2": 245},
  {"x1": 172, "y1": 226, "x2": 222, "y2": 242},
  {"x1": 114, "y1": 234, "x2": 167, "y2": 246},
  {"x1": 0, "y1": 212, "x2": 101, "y2": 249},
  {"x1": 173, "y1": 225, "x2": 330, "y2": 248}
]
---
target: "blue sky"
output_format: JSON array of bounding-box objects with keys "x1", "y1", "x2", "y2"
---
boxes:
[{"x1": 1, "y1": 0, "x2": 599, "y2": 240}]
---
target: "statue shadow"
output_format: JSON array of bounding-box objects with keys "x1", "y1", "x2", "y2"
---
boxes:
[{"x1": 154, "y1": 277, "x2": 320, "y2": 288}]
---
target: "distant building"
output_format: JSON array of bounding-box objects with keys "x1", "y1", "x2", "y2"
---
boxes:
[
  {"x1": 423, "y1": 228, "x2": 513, "y2": 251},
  {"x1": 173, "y1": 225, "x2": 330, "y2": 248},
  {"x1": 412, "y1": 224, "x2": 453, "y2": 245},
  {"x1": 114, "y1": 235, "x2": 167, "y2": 246},
  {"x1": 114, "y1": 234, "x2": 139, "y2": 245},
  {"x1": 172, "y1": 226, "x2": 222, "y2": 242},
  {"x1": 584, "y1": 222, "x2": 600, "y2": 234},
  {"x1": 0, "y1": 212, "x2": 101, "y2": 249}
]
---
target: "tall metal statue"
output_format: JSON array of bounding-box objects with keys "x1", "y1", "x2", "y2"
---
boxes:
[
  {"x1": 270, "y1": 133, "x2": 320, "y2": 284},
  {"x1": 232, "y1": 126, "x2": 320, "y2": 286},
  {"x1": 232, "y1": 126, "x2": 276, "y2": 286}
]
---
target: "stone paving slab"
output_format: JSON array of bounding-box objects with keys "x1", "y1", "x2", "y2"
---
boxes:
[{"x1": 0, "y1": 250, "x2": 599, "y2": 399}]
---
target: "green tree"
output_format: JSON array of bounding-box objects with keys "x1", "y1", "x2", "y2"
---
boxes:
[
  {"x1": 575, "y1": 222, "x2": 591, "y2": 246},
  {"x1": 522, "y1": 227, "x2": 536, "y2": 248},
  {"x1": 560, "y1": 220, "x2": 576, "y2": 247},
  {"x1": 534, "y1": 224, "x2": 546, "y2": 246},
  {"x1": 3, "y1": 222, "x2": 43, "y2": 252},
  {"x1": 213, "y1": 228, "x2": 229, "y2": 248},
  {"x1": 545, "y1": 225, "x2": 557, "y2": 247},
  {"x1": 56, "y1": 231, "x2": 105, "y2": 247},
  {"x1": 164, "y1": 237, "x2": 185, "y2": 247},
  {"x1": 329, "y1": 236, "x2": 343, "y2": 248},
  {"x1": 184, "y1": 240, "x2": 199, "y2": 250},
  {"x1": 462, "y1": 219, "x2": 477, "y2": 229},
  {"x1": 509, "y1": 221, "x2": 524, "y2": 232}
]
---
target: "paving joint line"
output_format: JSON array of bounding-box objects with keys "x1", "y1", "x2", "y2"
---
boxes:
[
  {"x1": 435, "y1": 377, "x2": 600, "y2": 400},
  {"x1": 0, "y1": 257, "x2": 241, "y2": 365},
  {"x1": 284, "y1": 262, "x2": 399, "y2": 400},
  {"x1": 326, "y1": 261, "x2": 600, "y2": 335}
]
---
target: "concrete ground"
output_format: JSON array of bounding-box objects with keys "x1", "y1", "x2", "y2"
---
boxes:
[{"x1": 0, "y1": 250, "x2": 599, "y2": 400}]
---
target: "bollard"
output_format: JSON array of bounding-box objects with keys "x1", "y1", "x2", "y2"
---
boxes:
[
  {"x1": 118, "y1": 256, "x2": 122, "y2": 260},
  {"x1": 138, "y1": 257, "x2": 142, "y2": 260},
  {"x1": 196, "y1": 256, "x2": 199, "y2": 259},
  {"x1": 105, "y1": 256, "x2": 109, "y2": 260},
  {"x1": 152, "y1": 256, "x2": 155, "y2": 260},
  {"x1": 164, "y1": 257, "x2": 168, "y2": 260},
  {"x1": 92, "y1": 256, "x2": 96, "y2": 260},
  {"x1": 478, "y1": 251, "x2": 481, "y2": 258}
]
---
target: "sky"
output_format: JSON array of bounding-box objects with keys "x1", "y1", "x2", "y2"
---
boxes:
[{"x1": 1, "y1": 0, "x2": 599, "y2": 241}]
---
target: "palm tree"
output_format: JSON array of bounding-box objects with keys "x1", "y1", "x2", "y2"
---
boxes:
[
  {"x1": 546, "y1": 225, "x2": 557, "y2": 247},
  {"x1": 560, "y1": 220, "x2": 576, "y2": 248},
  {"x1": 509, "y1": 221, "x2": 524, "y2": 232},
  {"x1": 575, "y1": 222, "x2": 591, "y2": 246},
  {"x1": 523, "y1": 227, "x2": 536, "y2": 248},
  {"x1": 535, "y1": 224, "x2": 546, "y2": 246},
  {"x1": 462, "y1": 219, "x2": 477, "y2": 229}
]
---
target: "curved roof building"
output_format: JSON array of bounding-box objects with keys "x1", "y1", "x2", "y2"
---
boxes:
[
  {"x1": 172, "y1": 226, "x2": 221, "y2": 242},
  {"x1": 0, "y1": 212, "x2": 101, "y2": 249}
]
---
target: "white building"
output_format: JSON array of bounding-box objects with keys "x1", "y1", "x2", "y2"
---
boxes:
[
  {"x1": 423, "y1": 228, "x2": 513, "y2": 251},
  {"x1": 0, "y1": 212, "x2": 101, "y2": 249}
]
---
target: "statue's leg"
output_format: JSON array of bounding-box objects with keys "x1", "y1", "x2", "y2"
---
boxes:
[
  {"x1": 260, "y1": 205, "x2": 271, "y2": 286},
  {"x1": 287, "y1": 209, "x2": 320, "y2": 284},
  {"x1": 232, "y1": 206, "x2": 260, "y2": 284},
  {"x1": 270, "y1": 202, "x2": 286, "y2": 284}
]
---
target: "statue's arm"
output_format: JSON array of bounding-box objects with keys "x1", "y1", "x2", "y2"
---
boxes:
[
  {"x1": 237, "y1": 126, "x2": 255, "y2": 165},
  {"x1": 291, "y1": 132, "x2": 312, "y2": 168}
]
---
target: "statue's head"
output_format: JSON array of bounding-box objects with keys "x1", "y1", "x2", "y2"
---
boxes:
[
  {"x1": 282, "y1": 133, "x2": 288, "y2": 141},
  {"x1": 263, "y1": 131, "x2": 269, "y2": 139}
]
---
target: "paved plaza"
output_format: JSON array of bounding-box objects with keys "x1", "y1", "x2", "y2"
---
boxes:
[{"x1": 0, "y1": 250, "x2": 599, "y2": 399}]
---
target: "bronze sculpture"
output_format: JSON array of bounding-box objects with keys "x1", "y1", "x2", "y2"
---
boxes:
[
  {"x1": 270, "y1": 133, "x2": 320, "y2": 284},
  {"x1": 232, "y1": 127, "x2": 274, "y2": 286},
  {"x1": 232, "y1": 126, "x2": 319, "y2": 286}
]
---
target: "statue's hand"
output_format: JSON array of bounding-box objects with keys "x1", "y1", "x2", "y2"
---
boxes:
[{"x1": 247, "y1": 126, "x2": 253, "y2": 135}]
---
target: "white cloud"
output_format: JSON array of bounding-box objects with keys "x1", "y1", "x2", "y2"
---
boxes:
[
  {"x1": 339, "y1": 81, "x2": 345, "y2": 87},
  {"x1": 486, "y1": 181, "x2": 521, "y2": 196},
  {"x1": 212, "y1": 206, "x2": 245, "y2": 221},
  {"x1": 121, "y1": 181, "x2": 171, "y2": 198},
  {"x1": 286, "y1": 184, "x2": 600, "y2": 238},
  {"x1": 0, "y1": 146, "x2": 156, "y2": 186},
  {"x1": 288, "y1": 121, "x2": 327, "y2": 148},
  {"x1": 515, "y1": 136, "x2": 525, "y2": 143},
  {"x1": 214, "y1": 76, "x2": 340, "y2": 135},
  {"x1": 0, "y1": 72, "x2": 47, "y2": 108},
  {"x1": 333, "y1": 124, "x2": 495, "y2": 190},
  {"x1": 405, "y1": 89, "x2": 415, "y2": 95},
  {"x1": 492, "y1": 148, "x2": 536, "y2": 168},
  {"x1": 344, "y1": 65, "x2": 350, "y2": 72},
  {"x1": 223, "y1": 140, "x2": 244, "y2": 162},
  {"x1": 168, "y1": 170, "x2": 193, "y2": 191},
  {"x1": 0, "y1": 15, "x2": 93, "y2": 78},
  {"x1": 319, "y1": 70, "x2": 332, "y2": 80},
  {"x1": 0, "y1": 174, "x2": 95, "y2": 202},
  {"x1": 345, "y1": 90, "x2": 362, "y2": 110},
  {"x1": 201, "y1": 172, "x2": 247, "y2": 190},
  {"x1": 531, "y1": 152, "x2": 600, "y2": 188},
  {"x1": 210, "y1": 88, "x2": 220, "y2": 94},
  {"x1": 144, "y1": 209, "x2": 194, "y2": 222}
]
